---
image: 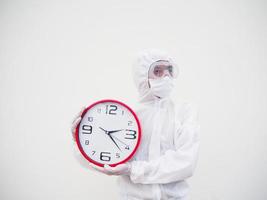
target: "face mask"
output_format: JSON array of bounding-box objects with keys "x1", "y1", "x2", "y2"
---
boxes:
[{"x1": 149, "y1": 76, "x2": 174, "y2": 99}]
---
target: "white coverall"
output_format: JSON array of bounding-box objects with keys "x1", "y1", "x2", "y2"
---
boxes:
[
  {"x1": 73, "y1": 49, "x2": 200, "y2": 200},
  {"x1": 117, "y1": 49, "x2": 200, "y2": 200}
]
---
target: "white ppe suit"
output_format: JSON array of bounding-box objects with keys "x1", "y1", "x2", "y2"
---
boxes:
[
  {"x1": 72, "y1": 49, "x2": 200, "y2": 200},
  {"x1": 116, "y1": 49, "x2": 200, "y2": 200}
]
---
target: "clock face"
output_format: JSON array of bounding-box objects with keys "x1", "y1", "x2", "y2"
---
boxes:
[{"x1": 75, "y1": 99, "x2": 141, "y2": 167}]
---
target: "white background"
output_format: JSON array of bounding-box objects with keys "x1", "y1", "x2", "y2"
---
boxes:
[{"x1": 0, "y1": 0, "x2": 266, "y2": 199}]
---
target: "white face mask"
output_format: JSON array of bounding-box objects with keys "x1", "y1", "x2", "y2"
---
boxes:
[{"x1": 149, "y1": 76, "x2": 174, "y2": 99}]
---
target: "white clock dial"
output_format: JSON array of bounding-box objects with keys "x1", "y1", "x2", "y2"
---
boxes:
[{"x1": 76, "y1": 100, "x2": 141, "y2": 167}]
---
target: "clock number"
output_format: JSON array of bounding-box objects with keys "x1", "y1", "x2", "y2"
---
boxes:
[
  {"x1": 100, "y1": 152, "x2": 111, "y2": 161},
  {"x1": 128, "y1": 121, "x2": 133, "y2": 126},
  {"x1": 92, "y1": 151, "x2": 96, "y2": 155},
  {"x1": 125, "y1": 130, "x2": 137, "y2": 140},
  {"x1": 88, "y1": 117, "x2": 93, "y2": 122},
  {"x1": 106, "y1": 105, "x2": 117, "y2": 115},
  {"x1": 85, "y1": 140, "x2": 89, "y2": 145},
  {"x1": 125, "y1": 145, "x2": 130, "y2": 150},
  {"x1": 82, "y1": 125, "x2": 92, "y2": 134},
  {"x1": 116, "y1": 153, "x2": 120, "y2": 158}
]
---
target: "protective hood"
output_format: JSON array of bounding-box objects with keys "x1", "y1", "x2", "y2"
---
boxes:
[{"x1": 132, "y1": 49, "x2": 178, "y2": 103}]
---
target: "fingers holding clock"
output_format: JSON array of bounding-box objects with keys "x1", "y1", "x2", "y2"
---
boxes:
[
  {"x1": 87, "y1": 163, "x2": 114, "y2": 176},
  {"x1": 71, "y1": 106, "x2": 86, "y2": 142},
  {"x1": 71, "y1": 117, "x2": 82, "y2": 141},
  {"x1": 103, "y1": 163, "x2": 131, "y2": 176},
  {"x1": 87, "y1": 163, "x2": 107, "y2": 174},
  {"x1": 87, "y1": 162, "x2": 131, "y2": 176},
  {"x1": 72, "y1": 106, "x2": 86, "y2": 124}
]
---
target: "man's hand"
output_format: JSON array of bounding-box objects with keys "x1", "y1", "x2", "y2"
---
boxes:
[
  {"x1": 71, "y1": 106, "x2": 86, "y2": 142},
  {"x1": 88, "y1": 163, "x2": 131, "y2": 176},
  {"x1": 104, "y1": 163, "x2": 131, "y2": 175}
]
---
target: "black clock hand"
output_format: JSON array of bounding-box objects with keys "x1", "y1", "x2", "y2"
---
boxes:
[
  {"x1": 111, "y1": 135, "x2": 128, "y2": 146},
  {"x1": 107, "y1": 129, "x2": 124, "y2": 134},
  {"x1": 99, "y1": 127, "x2": 122, "y2": 151},
  {"x1": 99, "y1": 127, "x2": 108, "y2": 133},
  {"x1": 108, "y1": 134, "x2": 121, "y2": 151},
  {"x1": 99, "y1": 127, "x2": 121, "y2": 151}
]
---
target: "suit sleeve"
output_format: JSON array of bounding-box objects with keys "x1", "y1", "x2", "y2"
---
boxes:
[{"x1": 129, "y1": 103, "x2": 200, "y2": 184}]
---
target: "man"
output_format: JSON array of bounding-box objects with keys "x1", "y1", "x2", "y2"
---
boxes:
[{"x1": 71, "y1": 49, "x2": 200, "y2": 200}]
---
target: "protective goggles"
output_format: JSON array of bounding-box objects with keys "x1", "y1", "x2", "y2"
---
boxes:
[{"x1": 148, "y1": 60, "x2": 178, "y2": 79}]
